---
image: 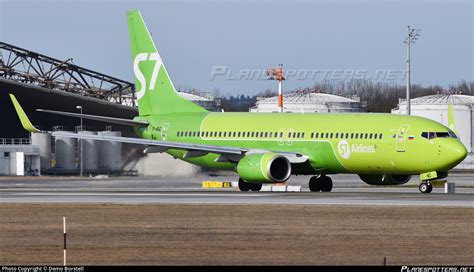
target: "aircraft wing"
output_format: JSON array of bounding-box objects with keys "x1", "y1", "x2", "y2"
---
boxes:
[
  {"x1": 52, "y1": 131, "x2": 308, "y2": 163},
  {"x1": 10, "y1": 93, "x2": 308, "y2": 164},
  {"x1": 36, "y1": 109, "x2": 148, "y2": 127}
]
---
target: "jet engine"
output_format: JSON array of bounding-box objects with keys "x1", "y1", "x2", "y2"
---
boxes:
[
  {"x1": 237, "y1": 153, "x2": 291, "y2": 183},
  {"x1": 358, "y1": 174, "x2": 412, "y2": 185}
]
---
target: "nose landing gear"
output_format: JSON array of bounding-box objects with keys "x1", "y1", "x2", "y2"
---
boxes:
[
  {"x1": 419, "y1": 182, "x2": 433, "y2": 193},
  {"x1": 309, "y1": 175, "x2": 333, "y2": 192}
]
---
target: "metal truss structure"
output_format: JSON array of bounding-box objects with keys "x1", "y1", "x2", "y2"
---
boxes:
[{"x1": 0, "y1": 42, "x2": 136, "y2": 107}]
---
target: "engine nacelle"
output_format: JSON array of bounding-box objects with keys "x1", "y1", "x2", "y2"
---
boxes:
[
  {"x1": 359, "y1": 174, "x2": 412, "y2": 185},
  {"x1": 237, "y1": 153, "x2": 291, "y2": 183}
]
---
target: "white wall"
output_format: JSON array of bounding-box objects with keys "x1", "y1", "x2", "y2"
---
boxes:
[{"x1": 9, "y1": 152, "x2": 25, "y2": 176}]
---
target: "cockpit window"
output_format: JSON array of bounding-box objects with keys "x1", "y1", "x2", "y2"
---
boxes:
[
  {"x1": 435, "y1": 132, "x2": 450, "y2": 138},
  {"x1": 421, "y1": 131, "x2": 457, "y2": 139},
  {"x1": 447, "y1": 129, "x2": 458, "y2": 138}
]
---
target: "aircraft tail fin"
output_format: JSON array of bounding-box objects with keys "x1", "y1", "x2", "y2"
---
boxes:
[
  {"x1": 126, "y1": 10, "x2": 207, "y2": 116},
  {"x1": 448, "y1": 104, "x2": 457, "y2": 134}
]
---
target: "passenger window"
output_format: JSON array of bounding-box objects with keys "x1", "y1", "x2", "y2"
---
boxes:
[
  {"x1": 329, "y1": 133, "x2": 333, "y2": 139},
  {"x1": 311, "y1": 132, "x2": 314, "y2": 138},
  {"x1": 350, "y1": 133, "x2": 354, "y2": 139},
  {"x1": 193, "y1": 132, "x2": 197, "y2": 137},
  {"x1": 364, "y1": 133, "x2": 368, "y2": 139},
  {"x1": 218, "y1": 132, "x2": 221, "y2": 137},
  {"x1": 373, "y1": 134, "x2": 377, "y2": 139},
  {"x1": 379, "y1": 133, "x2": 382, "y2": 139},
  {"x1": 345, "y1": 133, "x2": 349, "y2": 139},
  {"x1": 279, "y1": 132, "x2": 284, "y2": 138},
  {"x1": 302, "y1": 132, "x2": 305, "y2": 138},
  {"x1": 315, "y1": 133, "x2": 319, "y2": 139},
  {"x1": 369, "y1": 134, "x2": 373, "y2": 139}
]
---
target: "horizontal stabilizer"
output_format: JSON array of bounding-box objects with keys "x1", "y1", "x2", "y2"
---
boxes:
[{"x1": 36, "y1": 109, "x2": 148, "y2": 127}]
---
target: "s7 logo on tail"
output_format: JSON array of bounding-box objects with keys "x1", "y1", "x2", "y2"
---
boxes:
[{"x1": 133, "y1": 52, "x2": 162, "y2": 100}]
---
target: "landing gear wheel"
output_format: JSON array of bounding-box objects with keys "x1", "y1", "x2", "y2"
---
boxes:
[
  {"x1": 239, "y1": 178, "x2": 250, "y2": 191},
  {"x1": 309, "y1": 176, "x2": 322, "y2": 192},
  {"x1": 249, "y1": 182, "x2": 262, "y2": 192},
  {"x1": 419, "y1": 182, "x2": 433, "y2": 194},
  {"x1": 321, "y1": 176, "x2": 333, "y2": 192},
  {"x1": 309, "y1": 176, "x2": 333, "y2": 192}
]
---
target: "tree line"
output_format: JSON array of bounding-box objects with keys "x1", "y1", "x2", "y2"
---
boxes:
[{"x1": 218, "y1": 80, "x2": 473, "y2": 113}]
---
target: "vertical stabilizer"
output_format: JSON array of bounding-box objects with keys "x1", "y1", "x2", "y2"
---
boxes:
[
  {"x1": 127, "y1": 10, "x2": 207, "y2": 116},
  {"x1": 447, "y1": 104, "x2": 457, "y2": 134}
]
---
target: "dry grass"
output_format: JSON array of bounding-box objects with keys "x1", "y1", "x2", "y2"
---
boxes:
[{"x1": 0, "y1": 204, "x2": 472, "y2": 265}]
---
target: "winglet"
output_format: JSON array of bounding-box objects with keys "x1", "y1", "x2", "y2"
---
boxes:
[
  {"x1": 9, "y1": 94, "x2": 41, "y2": 133},
  {"x1": 447, "y1": 104, "x2": 457, "y2": 134}
]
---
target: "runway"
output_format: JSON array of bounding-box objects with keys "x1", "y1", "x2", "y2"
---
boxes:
[
  {"x1": 0, "y1": 190, "x2": 472, "y2": 207},
  {"x1": 0, "y1": 173, "x2": 472, "y2": 207}
]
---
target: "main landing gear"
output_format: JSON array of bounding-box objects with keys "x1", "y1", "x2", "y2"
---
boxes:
[
  {"x1": 419, "y1": 182, "x2": 433, "y2": 194},
  {"x1": 309, "y1": 175, "x2": 333, "y2": 192},
  {"x1": 238, "y1": 178, "x2": 262, "y2": 192}
]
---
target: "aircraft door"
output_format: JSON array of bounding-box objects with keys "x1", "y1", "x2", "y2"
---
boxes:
[
  {"x1": 396, "y1": 125, "x2": 410, "y2": 152},
  {"x1": 161, "y1": 123, "x2": 170, "y2": 140}
]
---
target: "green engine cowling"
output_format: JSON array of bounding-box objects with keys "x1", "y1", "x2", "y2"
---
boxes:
[
  {"x1": 358, "y1": 174, "x2": 412, "y2": 185},
  {"x1": 237, "y1": 153, "x2": 291, "y2": 183}
]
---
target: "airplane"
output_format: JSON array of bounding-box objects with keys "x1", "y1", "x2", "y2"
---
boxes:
[{"x1": 9, "y1": 10, "x2": 467, "y2": 194}]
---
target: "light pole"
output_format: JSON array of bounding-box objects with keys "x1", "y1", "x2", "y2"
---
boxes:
[
  {"x1": 76, "y1": 105, "x2": 83, "y2": 177},
  {"x1": 404, "y1": 25, "x2": 421, "y2": 115}
]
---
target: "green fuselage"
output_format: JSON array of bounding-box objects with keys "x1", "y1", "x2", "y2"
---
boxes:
[{"x1": 134, "y1": 112, "x2": 467, "y2": 176}]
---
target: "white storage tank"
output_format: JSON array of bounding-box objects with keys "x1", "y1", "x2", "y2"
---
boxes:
[
  {"x1": 31, "y1": 133, "x2": 51, "y2": 169},
  {"x1": 55, "y1": 134, "x2": 76, "y2": 170},
  {"x1": 97, "y1": 131, "x2": 122, "y2": 171},
  {"x1": 250, "y1": 90, "x2": 367, "y2": 113},
  {"x1": 78, "y1": 131, "x2": 98, "y2": 171}
]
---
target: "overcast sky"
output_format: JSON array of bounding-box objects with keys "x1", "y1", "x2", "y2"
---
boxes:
[{"x1": 1, "y1": 0, "x2": 472, "y2": 96}]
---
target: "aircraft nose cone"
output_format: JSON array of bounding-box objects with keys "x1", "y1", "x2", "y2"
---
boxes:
[{"x1": 449, "y1": 142, "x2": 468, "y2": 166}]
